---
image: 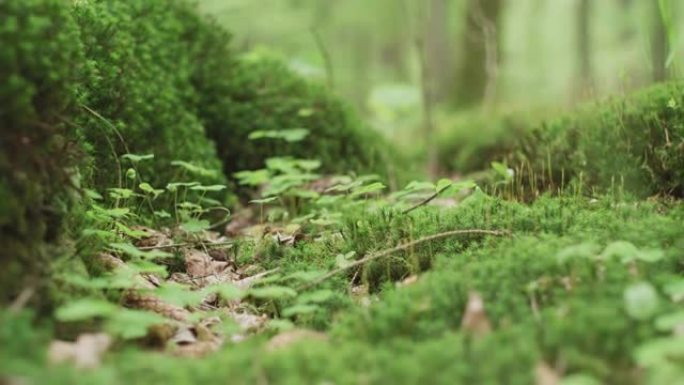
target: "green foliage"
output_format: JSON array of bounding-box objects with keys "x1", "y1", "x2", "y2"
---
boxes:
[
  {"x1": 200, "y1": 54, "x2": 395, "y2": 180},
  {"x1": 0, "y1": 0, "x2": 86, "y2": 307},
  {"x1": 440, "y1": 83, "x2": 684, "y2": 198},
  {"x1": 73, "y1": 0, "x2": 225, "y2": 192}
]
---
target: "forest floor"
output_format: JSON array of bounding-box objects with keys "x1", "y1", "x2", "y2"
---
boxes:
[{"x1": 3, "y1": 181, "x2": 684, "y2": 385}]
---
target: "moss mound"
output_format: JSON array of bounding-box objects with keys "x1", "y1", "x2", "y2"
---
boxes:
[
  {"x1": 439, "y1": 84, "x2": 684, "y2": 198},
  {"x1": 0, "y1": 0, "x2": 85, "y2": 307},
  {"x1": 201, "y1": 55, "x2": 393, "y2": 179},
  {"x1": 73, "y1": 0, "x2": 225, "y2": 190}
]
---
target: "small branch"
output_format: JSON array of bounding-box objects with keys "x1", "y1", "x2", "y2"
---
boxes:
[
  {"x1": 402, "y1": 184, "x2": 452, "y2": 214},
  {"x1": 302, "y1": 229, "x2": 510, "y2": 289},
  {"x1": 310, "y1": 26, "x2": 335, "y2": 90},
  {"x1": 138, "y1": 241, "x2": 235, "y2": 251}
]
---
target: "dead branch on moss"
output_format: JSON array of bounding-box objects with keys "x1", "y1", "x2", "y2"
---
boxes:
[
  {"x1": 402, "y1": 183, "x2": 453, "y2": 214},
  {"x1": 303, "y1": 228, "x2": 511, "y2": 289}
]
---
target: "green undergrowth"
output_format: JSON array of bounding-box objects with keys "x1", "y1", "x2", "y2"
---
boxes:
[
  {"x1": 3, "y1": 195, "x2": 683, "y2": 384},
  {"x1": 0, "y1": 0, "x2": 399, "y2": 308},
  {"x1": 202, "y1": 54, "x2": 398, "y2": 183},
  {"x1": 439, "y1": 83, "x2": 684, "y2": 199}
]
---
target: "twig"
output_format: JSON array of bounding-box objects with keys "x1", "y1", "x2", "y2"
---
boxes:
[
  {"x1": 310, "y1": 26, "x2": 334, "y2": 90},
  {"x1": 402, "y1": 184, "x2": 452, "y2": 214},
  {"x1": 138, "y1": 241, "x2": 235, "y2": 251},
  {"x1": 302, "y1": 229, "x2": 510, "y2": 289}
]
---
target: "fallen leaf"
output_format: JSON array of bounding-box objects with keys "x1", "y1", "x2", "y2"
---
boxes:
[
  {"x1": 460, "y1": 291, "x2": 492, "y2": 336},
  {"x1": 48, "y1": 333, "x2": 112, "y2": 369},
  {"x1": 396, "y1": 275, "x2": 419, "y2": 287},
  {"x1": 535, "y1": 361, "x2": 561, "y2": 385}
]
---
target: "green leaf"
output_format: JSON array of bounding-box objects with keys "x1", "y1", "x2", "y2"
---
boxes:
[
  {"x1": 115, "y1": 222, "x2": 149, "y2": 239},
  {"x1": 154, "y1": 210, "x2": 172, "y2": 219},
  {"x1": 180, "y1": 218, "x2": 211, "y2": 233},
  {"x1": 166, "y1": 182, "x2": 200, "y2": 192},
  {"x1": 108, "y1": 188, "x2": 136, "y2": 200},
  {"x1": 190, "y1": 184, "x2": 227, "y2": 192},
  {"x1": 171, "y1": 160, "x2": 218, "y2": 178},
  {"x1": 109, "y1": 242, "x2": 172, "y2": 260},
  {"x1": 435, "y1": 178, "x2": 453, "y2": 192},
  {"x1": 155, "y1": 283, "x2": 207, "y2": 307},
  {"x1": 297, "y1": 289, "x2": 335, "y2": 304},
  {"x1": 635, "y1": 336, "x2": 684, "y2": 366},
  {"x1": 234, "y1": 169, "x2": 271, "y2": 186},
  {"x1": 55, "y1": 299, "x2": 117, "y2": 321},
  {"x1": 298, "y1": 108, "x2": 315, "y2": 117},
  {"x1": 350, "y1": 182, "x2": 386, "y2": 198},
  {"x1": 600, "y1": 241, "x2": 640, "y2": 262},
  {"x1": 655, "y1": 310, "x2": 684, "y2": 332},
  {"x1": 248, "y1": 128, "x2": 310, "y2": 142},
  {"x1": 250, "y1": 196, "x2": 278, "y2": 205},
  {"x1": 555, "y1": 242, "x2": 600, "y2": 264},
  {"x1": 208, "y1": 284, "x2": 246, "y2": 300},
  {"x1": 84, "y1": 189, "x2": 103, "y2": 201},
  {"x1": 624, "y1": 282, "x2": 660, "y2": 320},
  {"x1": 139, "y1": 183, "x2": 164, "y2": 198},
  {"x1": 126, "y1": 168, "x2": 137, "y2": 180},
  {"x1": 282, "y1": 304, "x2": 320, "y2": 317},
  {"x1": 560, "y1": 374, "x2": 602, "y2": 385},
  {"x1": 121, "y1": 153, "x2": 154, "y2": 163},
  {"x1": 285, "y1": 270, "x2": 326, "y2": 283},
  {"x1": 335, "y1": 251, "x2": 356, "y2": 268},
  {"x1": 491, "y1": 161, "x2": 513, "y2": 180},
  {"x1": 664, "y1": 279, "x2": 684, "y2": 302},
  {"x1": 404, "y1": 181, "x2": 435, "y2": 191},
  {"x1": 106, "y1": 309, "x2": 166, "y2": 339},
  {"x1": 249, "y1": 286, "x2": 298, "y2": 299}
]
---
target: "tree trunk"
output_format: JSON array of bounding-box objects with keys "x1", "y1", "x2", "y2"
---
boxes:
[
  {"x1": 576, "y1": 0, "x2": 593, "y2": 94},
  {"x1": 453, "y1": 0, "x2": 503, "y2": 108},
  {"x1": 425, "y1": 0, "x2": 453, "y2": 102},
  {"x1": 652, "y1": 0, "x2": 669, "y2": 82}
]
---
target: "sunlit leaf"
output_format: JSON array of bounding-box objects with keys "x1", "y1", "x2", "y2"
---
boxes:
[
  {"x1": 121, "y1": 153, "x2": 154, "y2": 163},
  {"x1": 180, "y1": 218, "x2": 211, "y2": 233},
  {"x1": 624, "y1": 282, "x2": 660, "y2": 320},
  {"x1": 282, "y1": 304, "x2": 319, "y2": 317},
  {"x1": 105, "y1": 309, "x2": 166, "y2": 339},
  {"x1": 56, "y1": 299, "x2": 117, "y2": 321},
  {"x1": 249, "y1": 286, "x2": 297, "y2": 299}
]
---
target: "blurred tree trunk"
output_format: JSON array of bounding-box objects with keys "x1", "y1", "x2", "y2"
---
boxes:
[
  {"x1": 652, "y1": 0, "x2": 669, "y2": 82},
  {"x1": 453, "y1": 0, "x2": 503, "y2": 108},
  {"x1": 425, "y1": 0, "x2": 453, "y2": 101},
  {"x1": 576, "y1": 0, "x2": 593, "y2": 94}
]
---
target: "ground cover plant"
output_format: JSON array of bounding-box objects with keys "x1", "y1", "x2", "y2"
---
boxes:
[{"x1": 1, "y1": 0, "x2": 683, "y2": 385}]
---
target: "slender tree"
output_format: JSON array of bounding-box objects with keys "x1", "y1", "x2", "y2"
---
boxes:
[
  {"x1": 453, "y1": 0, "x2": 503, "y2": 108},
  {"x1": 576, "y1": 0, "x2": 593, "y2": 95},
  {"x1": 652, "y1": 0, "x2": 670, "y2": 82}
]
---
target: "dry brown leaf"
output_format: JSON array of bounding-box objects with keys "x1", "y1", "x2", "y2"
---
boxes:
[
  {"x1": 535, "y1": 361, "x2": 561, "y2": 385},
  {"x1": 396, "y1": 275, "x2": 419, "y2": 287},
  {"x1": 125, "y1": 291, "x2": 190, "y2": 322},
  {"x1": 460, "y1": 291, "x2": 492, "y2": 336},
  {"x1": 170, "y1": 327, "x2": 197, "y2": 346},
  {"x1": 48, "y1": 333, "x2": 112, "y2": 369},
  {"x1": 265, "y1": 330, "x2": 328, "y2": 352},
  {"x1": 172, "y1": 340, "x2": 222, "y2": 358},
  {"x1": 134, "y1": 226, "x2": 173, "y2": 248},
  {"x1": 230, "y1": 312, "x2": 268, "y2": 332}
]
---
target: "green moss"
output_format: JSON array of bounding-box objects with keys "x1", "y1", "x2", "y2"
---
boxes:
[
  {"x1": 201, "y1": 55, "x2": 395, "y2": 180},
  {"x1": 439, "y1": 83, "x2": 684, "y2": 198},
  {"x1": 0, "y1": 0, "x2": 86, "y2": 308},
  {"x1": 73, "y1": 0, "x2": 225, "y2": 191}
]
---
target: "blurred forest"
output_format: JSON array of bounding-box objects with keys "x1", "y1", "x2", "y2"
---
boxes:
[{"x1": 199, "y1": 0, "x2": 682, "y2": 148}]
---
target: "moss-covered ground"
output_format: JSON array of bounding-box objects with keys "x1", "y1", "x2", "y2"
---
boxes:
[{"x1": 3, "y1": 194, "x2": 684, "y2": 384}]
